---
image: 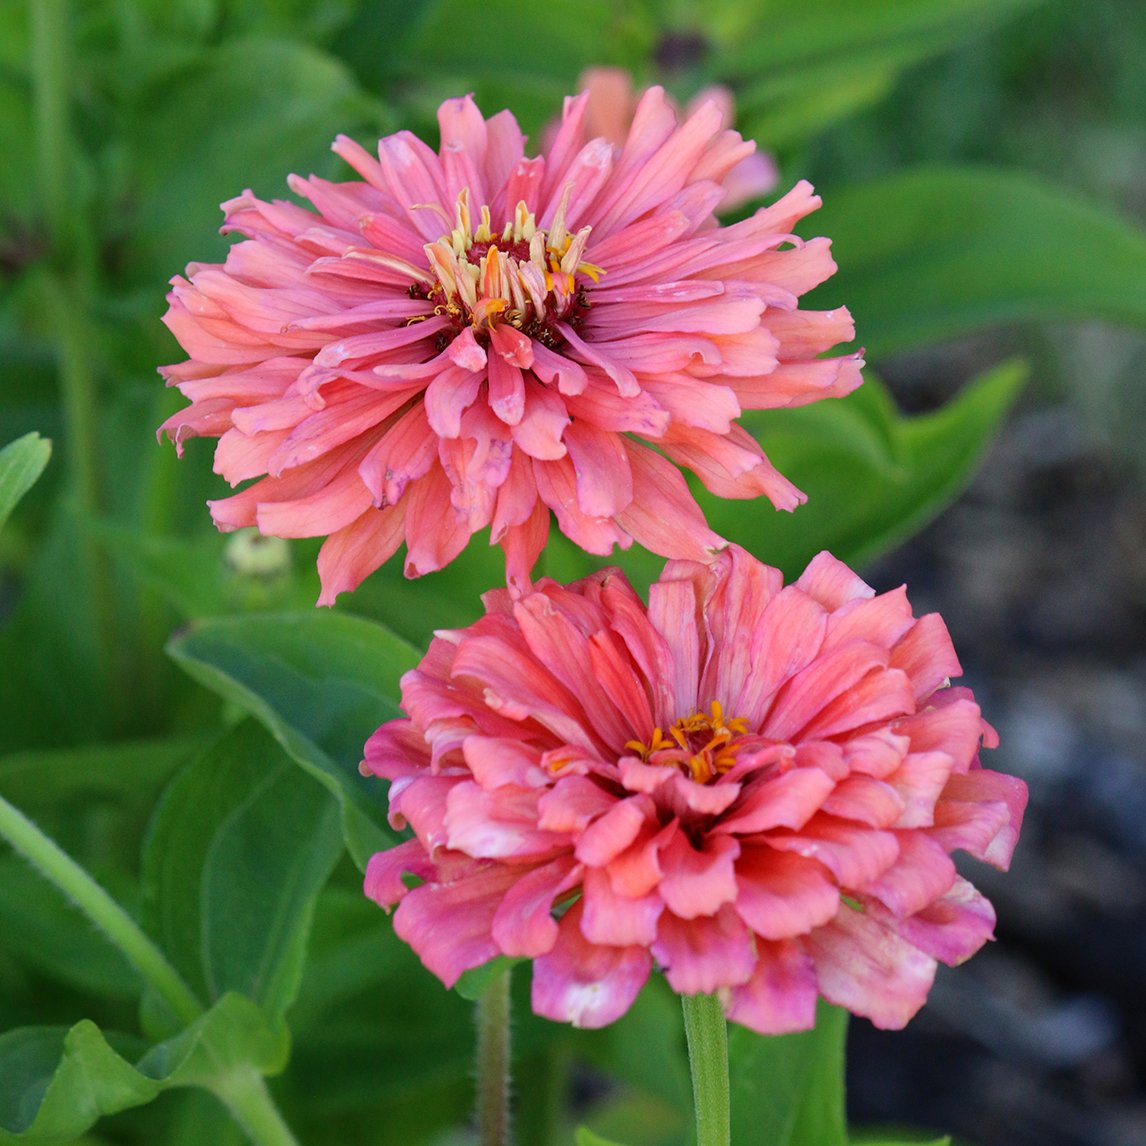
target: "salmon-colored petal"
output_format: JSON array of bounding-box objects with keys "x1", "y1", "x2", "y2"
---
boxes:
[
  {"x1": 653, "y1": 905, "x2": 756, "y2": 995},
  {"x1": 733, "y1": 846, "x2": 840, "y2": 940},
  {"x1": 532, "y1": 902, "x2": 651, "y2": 1029},
  {"x1": 807, "y1": 905, "x2": 937, "y2": 1030},
  {"x1": 726, "y1": 939, "x2": 818, "y2": 1034}
]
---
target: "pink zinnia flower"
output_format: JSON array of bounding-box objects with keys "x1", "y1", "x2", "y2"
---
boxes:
[
  {"x1": 362, "y1": 546, "x2": 1026, "y2": 1033},
  {"x1": 159, "y1": 89, "x2": 861, "y2": 603},
  {"x1": 567, "y1": 67, "x2": 779, "y2": 211}
]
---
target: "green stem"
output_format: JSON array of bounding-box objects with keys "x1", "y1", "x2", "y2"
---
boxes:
[
  {"x1": 214, "y1": 1067, "x2": 301, "y2": 1146},
  {"x1": 682, "y1": 993, "x2": 730, "y2": 1146},
  {"x1": 31, "y1": 0, "x2": 127, "y2": 725},
  {"x1": 0, "y1": 793, "x2": 203, "y2": 1027},
  {"x1": 475, "y1": 966, "x2": 512, "y2": 1146},
  {"x1": 30, "y1": 0, "x2": 71, "y2": 254}
]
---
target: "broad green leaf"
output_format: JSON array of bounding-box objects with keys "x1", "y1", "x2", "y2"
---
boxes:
[
  {"x1": 0, "y1": 737, "x2": 196, "y2": 828},
  {"x1": 142, "y1": 721, "x2": 342, "y2": 1024},
  {"x1": 545, "y1": 363, "x2": 1024, "y2": 594},
  {"x1": 0, "y1": 433, "x2": 50, "y2": 537},
  {"x1": 714, "y1": 361, "x2": 1026, "y2": 576},
  {"x1": 284, "y1": 886, "x2": 476, "y2": 1143},
  {"x1": 166, "y1": 612, "x2": 419, "y2": 867},
  {"x1": 576, "y1": 1129, "x2": 633, "y2": 1146},
  {"x1": 0, "y1": 994, "x2": 286, "y2": 1139},
  {"x1": 719, "y1": 0, "x2": 1039, "y2": 149},
  {"x1": 123, "y1": 38, "x2": 371, "y2": 283},
  {"x1": 0, "y1": 860, "x2": 138, "y2": 999},
  {"x1": 815, "y1": 166, "x2": 1146, "y2": 356},
  {"x1": 728, "y1": 1002, "x2": 848, "y2": 1146},
  {"x1": 852, "y1": 1137, "x2": 951, "y2": 1146}
]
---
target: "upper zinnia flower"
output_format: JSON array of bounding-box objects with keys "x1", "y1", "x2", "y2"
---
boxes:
[
  {"x1": 159, "y1": 89, "x2": 862, "y2": 603},
  {"x1": 362, "y1": 546, "x2": 1026, "y2": 1033}
]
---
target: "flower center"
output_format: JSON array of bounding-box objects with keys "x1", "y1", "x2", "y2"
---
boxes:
[
  {"x1": 417, "y1": 187, "x2": 601, "y2": 348},
  {"x1": 626, "y1": 701, "x2": 750, "y2": 785}
]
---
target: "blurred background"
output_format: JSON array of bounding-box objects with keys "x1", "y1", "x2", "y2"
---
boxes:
[{"x1": 1, "y1": 1, "x2": 1144, "y2": 1143}]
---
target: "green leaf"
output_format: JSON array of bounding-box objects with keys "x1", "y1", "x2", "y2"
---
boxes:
[
  {"x1": 728, "y1": 1001, "x2": 848, "y2": 1146},
  {"x1": 851, "y1": 1137, "x2": 951, "y2": 1146},
  {"x1": 454, "y1": 956, "x2": 522, "y2": 1003},
  {"x1": 0, "y1": 859, "x2": 139, "y2": 999},
  {"x1": 142, "y1": 721, "x2": 342, "y2": 1024},
  {"x1": 816, "y1": 165, "x2": 1146, "y2": 356},
  {"x1": 123, "y1": 38, "x2": 370, "y2": 283},
  {"x1": 283, "y1": 886, "x2": 477, "y2": 1142},
  {"x1": 166, "y1": 611, "x2": 419, "y2": 867},
  {"x1": 576, "y1": 1129, "x2": 634, "y2": 1146},
  {"x1": 0, "y1": 433, "x2": 50, "y2": 537},
  {"x1": 718, "y1": 0, "x2": 1040, "y2": 147},
  {"x1": 714, "y1": 361, "x2": 1027, "y2": 577},
  {"x1": 0, "y1": 994, "x2": 286, "y2": 1139},
  {"x1": 544, "y1": 362, "x2": 1023, "y2": 595}
]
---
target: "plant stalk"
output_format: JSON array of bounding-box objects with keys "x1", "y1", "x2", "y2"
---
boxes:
[
  {"x1": 475, "y1": 967, "x2": 512, "y2": 1146},
  {"x1": 682, "y1": 993, "x2": 731, "y2": 1146},
  {"x1": 214, "y1": 1067, "x2": 302, "y2": 1146},
  {"x1": 0, "y1": 793, "x2": 202, "y2": 1027}
]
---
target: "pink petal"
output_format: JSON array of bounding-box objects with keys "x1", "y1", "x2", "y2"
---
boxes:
[
  {"x1": 865, "y1": 831, "x2": 957, "y2": 917},
  {"x1": 733, "y1": 845, "x2": 841, "y2": 940},
  {"x1": 931, "y1": 768, "x2": 1028, "y2": 869},
  {"x1": 444, "y1": 781, "x2": 560, "y2": 859},
  {"x1": 392, "y1": 862, "x2": 521, "y2": 987},
  {"x1": 806, "y1": 904, "x2": 937, "y2": 1030},
  {"x1": 766, "y1": 817, "x2": 899, "y2": 891},
  {"x1": 532, "y1": 901, "x2": 651, "y2": 1029},
  {"x1": 718, "y1": 767, "x2": 836, "y2": 835},
  {"x1": 315, "y1": 503, "x2": 406, "y2": 605},
  {"x1": 726, "y1": 939, "x2": 818, "y2": 1035},
  {"x1": 653, "y1": 904, "x2": 756, "y2": 995},
  {"x1": 363, "y1": 839, "x2": 434, "y2": 909},
  {"x1": 868, "y1": 876, "x2": 997, "y2": 966},
  {"x1": 575, "y1": 795, "x2": 654, "y2": 867},
  {"x1": 580, "y1": 866, "x2": 664, "y2": 946},
  {"x1": 490, "y1": 855, "x2": 582, "y2": 957},
  {"x1": 657, "y1": 832, "x2": 740, "y2": 920},
  {"x1": 537, "y1": 776, "x2": 617, "y2": 833}
]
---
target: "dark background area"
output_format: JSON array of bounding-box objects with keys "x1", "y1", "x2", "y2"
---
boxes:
[{"x1": 826, "y1": 6, "x2": 1146, "y2": 1140}]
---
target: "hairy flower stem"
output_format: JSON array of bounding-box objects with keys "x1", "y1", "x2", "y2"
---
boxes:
[
  {"x1": 0, "y1": 795, "x2": 301, "y2": 1146},
  {"x1": 0, "y1": 793, "x2": 202, "y2": 1026},
  {"x1": 475, "y1": 967, "x2": 512, "y2": 1146},
  {"x1": 682, "y1": 993, "x2": 731, "y2": 1146}
]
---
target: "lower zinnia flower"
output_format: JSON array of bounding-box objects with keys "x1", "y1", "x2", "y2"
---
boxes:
[{"x1": 362, "y1": 546, "x2": 1026, "y2": 1032}]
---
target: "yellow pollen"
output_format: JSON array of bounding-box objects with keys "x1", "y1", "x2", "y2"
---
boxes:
[
  {"x1": 418, "y1": 186, "x2": 601, "y2": 338},
  {"x1": 625, "y1": 701, "x2": 750, "y2": 785}
]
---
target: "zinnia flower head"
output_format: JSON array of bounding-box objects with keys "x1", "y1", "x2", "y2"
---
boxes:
[
  {"x1": 362, "y1": 546, "x2": 1026, "y2": 1033},
  {"x1": 159, "y1": 88, "x2": 862, "y2": 603}
]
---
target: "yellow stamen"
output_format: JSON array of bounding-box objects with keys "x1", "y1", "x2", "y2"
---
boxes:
[{"x1": 625, "y1": 702, "x2": 750, "y2": 785}]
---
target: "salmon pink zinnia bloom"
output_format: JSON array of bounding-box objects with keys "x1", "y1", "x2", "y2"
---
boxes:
[
  {"x1": 362, "y1": 546, "x2": 1026, "y2": 1033},
  {"x1": 159, "y1": 89, "x2": 861, "y2": 603}
]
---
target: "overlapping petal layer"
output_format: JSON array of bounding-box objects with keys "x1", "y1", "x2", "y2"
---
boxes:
[
  {"x1": 362, "y1": 546, "x2": 1026, "y2": 1033},
  {"x1": 160, "y1": 89, "x2": 861, "y2": 602}
]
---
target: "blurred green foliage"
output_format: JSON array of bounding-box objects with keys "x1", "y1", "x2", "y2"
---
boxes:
[{"x1": 1, "y1": 1, "x2": 1144, "y2": 1143}]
